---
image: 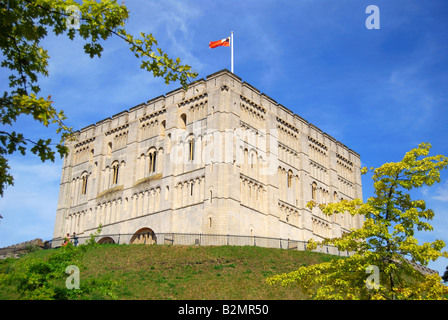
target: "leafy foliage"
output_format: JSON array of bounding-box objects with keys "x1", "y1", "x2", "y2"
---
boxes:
[
  {"x1": 0, "y1": 226, "x2": 118, "y2": 300},
  {"x1": 0, "y1": 0, "x2": 197, "y2": 197},
  {"x1": 267, "y1": 143, "x2": 448, "y2": 299},
  {"x1": 84, "y1": 223, "x2": 102, "y2": 246}
]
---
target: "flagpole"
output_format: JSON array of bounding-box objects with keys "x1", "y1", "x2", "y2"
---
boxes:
[{"x1": 231, "y1": 31, "x2": 234, "y2": 73}]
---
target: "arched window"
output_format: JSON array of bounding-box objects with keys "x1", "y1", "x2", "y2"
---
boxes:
[
  {"x1": 152, "y1": 152, "x2": 157, "y2": 172},
  {"x1": 311, "y1": 182, "x2": 317, "y2": 200},
  {"x1": 81, "y1": 174, "x2": 88, "y2": 195},
  {"x1": 148, "y1": 153, "x2": 153, "y2": 174},
  {"x1": 180, "y1": 113, "x2": 187, "y2": 130},
  {"x1": 148, "y1": 149, "x2": 157, "y2": 174},
  {"x1": 112, "y1": 162, "x2": 120, "y2": 185},
  {"x1": 287, "y1": 170, "x2": 293, "y2": 188},
  {"x1": 160, "y1": 120, "x2": 166, "y2": 136},
  {"x1": 189, "y1": 138, "x2": 195, "y2": 161},
  {"x1": 107, "y1": 142, "x2": 112, "y2": 156}
]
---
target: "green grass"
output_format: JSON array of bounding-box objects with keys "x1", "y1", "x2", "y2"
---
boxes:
[{"x1": 0, "y1": 244, "x2": 343, "y2": 300}]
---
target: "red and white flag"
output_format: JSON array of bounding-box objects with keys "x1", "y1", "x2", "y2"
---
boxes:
[
  {"x1": 209, "y1": 37, "x2": 230, "y2": 49},
  {"x1": 209, "y1": 32, "x2": 234, "y2": 73}
]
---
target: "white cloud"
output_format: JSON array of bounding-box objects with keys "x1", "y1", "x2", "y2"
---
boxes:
[
  {"x1": 384, "y1": 34, "x2": 448, "y2": 134},
  {"x1": 432, "y1": 181, "x2": 448, "y2": 202},
  {"x1": 0, "y1": 158, "x2": 62, "y2": 247},
  {"x1": 125, "y1": 0, "x2": 205, "y2": 73}
]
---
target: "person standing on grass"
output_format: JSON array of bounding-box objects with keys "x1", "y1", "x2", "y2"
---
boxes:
[
  {"x1": 63, "y1": 233, "x2": 70, "y2": 246},
  {"x1": 72, "y1": 232, "x2": 78, "y2": 247}
]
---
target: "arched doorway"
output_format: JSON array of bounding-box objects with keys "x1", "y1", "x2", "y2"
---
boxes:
[
  {"x1": 98, "y1": 237, "x2": 115, "y2": 244},
  {"x1": 130, "y1": 228, "x2": 157, "y2": 245}
]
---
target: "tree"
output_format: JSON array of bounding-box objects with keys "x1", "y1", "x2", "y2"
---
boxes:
[
  {"x1": 0, "y1": 0, "x2": 197, "y2": 197},
  {"x1": 267, "y1": 143, "x2": 448, "y2": 299}
]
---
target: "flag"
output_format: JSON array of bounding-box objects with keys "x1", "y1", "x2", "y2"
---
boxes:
[
  {"x1": 209, "y1": 37, "x2": 230, "y2": 49},
  {"x1": 209, "y1": 32, "x2": 234, "y2": 73}
]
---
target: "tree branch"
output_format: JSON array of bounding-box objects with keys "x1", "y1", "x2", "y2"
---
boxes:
[
  {"x1": 0, "y1": 130, "x2": 59, "y2": 147},
  {"x1": 24, "y1": 0, "x2": 196, "y2": 85},
  {"x1": 0, "y1": 30, "x2": 29, "y2": 95}
]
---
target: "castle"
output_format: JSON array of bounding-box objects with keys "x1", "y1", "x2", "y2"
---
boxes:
[{"x1": 53, "y1": 69, "x2": 363, "y2": 247}]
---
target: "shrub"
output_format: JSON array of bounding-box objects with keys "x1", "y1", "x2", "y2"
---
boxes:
[{"x1": 0, "y1": 226, "x2": 117, "y2": 300}]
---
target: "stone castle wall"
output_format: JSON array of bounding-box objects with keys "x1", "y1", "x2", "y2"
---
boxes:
[{"x1": 53, "y1": 69, "x2": 363, "y2": 246}]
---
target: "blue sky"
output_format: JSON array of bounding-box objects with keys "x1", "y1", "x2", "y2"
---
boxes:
[{"x1": 1, "y1": 0, "x2": 448, "y2": 276}]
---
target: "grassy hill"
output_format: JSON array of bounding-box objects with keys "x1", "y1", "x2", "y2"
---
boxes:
[{"x1": 0, "y1": 244, "x2": 343, "y2": 300}]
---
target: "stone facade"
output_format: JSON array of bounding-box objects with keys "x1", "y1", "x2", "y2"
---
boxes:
[{"x1": 53, "y1": 69, "x2": 363, "y2": 245}]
